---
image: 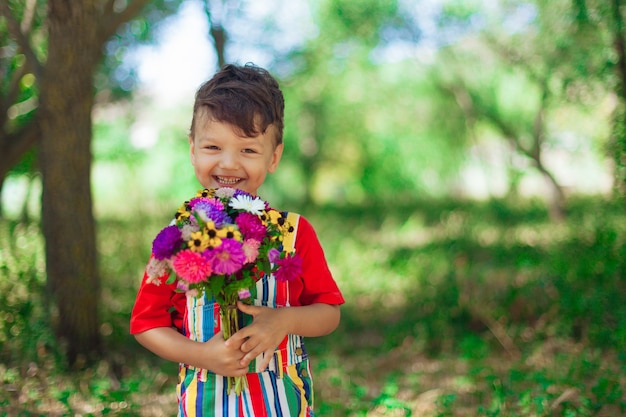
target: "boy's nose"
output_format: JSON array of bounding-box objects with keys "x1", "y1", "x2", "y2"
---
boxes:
[{"x1": 219, "y1": 152, "x2": 239, "y2": 169}]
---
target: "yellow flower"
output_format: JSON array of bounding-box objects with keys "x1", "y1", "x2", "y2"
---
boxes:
[
  {"x1": 204, "y1": 221, "x2": 223, "y2": 248},
  {"x1": 175, "y1": 203, "x2": 191, "y2": 221},
  {"x1": 217, "y1": 225, "x2": 242, "y2": 242},
  {"x1": 188, "y1": 231, "x2": 210, "y2": 252},
  {"x1": 196, "y1": 188, "x2": 216, "y2": 198},
  {"x1": 266, "y1": 209, "x2": 282, "y2": 226},
  {"x1": 266, "y1": 209, "x2": 293, "y2": 235}
]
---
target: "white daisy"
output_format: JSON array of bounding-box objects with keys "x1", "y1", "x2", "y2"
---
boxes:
[{"x1": 229, "y1": 194, "x2": 266, "y2": 215}]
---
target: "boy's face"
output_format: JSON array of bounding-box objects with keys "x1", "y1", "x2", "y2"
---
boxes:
[{"x1": 189, "y1": 115, "x2": 283, "y2": 196}]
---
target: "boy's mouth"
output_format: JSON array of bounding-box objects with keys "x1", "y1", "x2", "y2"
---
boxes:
[{"x1": 214, "y1": 176, "x2": 241, "y2": 186}]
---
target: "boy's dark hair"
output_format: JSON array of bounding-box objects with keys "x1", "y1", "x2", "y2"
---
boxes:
[{"x1": 190, "y1": 63, "x2": 285, "y2": 145}]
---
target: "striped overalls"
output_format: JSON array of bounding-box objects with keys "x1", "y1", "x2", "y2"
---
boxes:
[{"x1": 176, "y1": 213, "x2": 314, "y2": 417}]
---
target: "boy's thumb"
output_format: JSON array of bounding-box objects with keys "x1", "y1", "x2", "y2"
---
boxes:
[{"x1": 237, "y1": 301, "x2": 257, "y2": 315}]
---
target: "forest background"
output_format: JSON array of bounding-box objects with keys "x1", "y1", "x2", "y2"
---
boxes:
[{"x1": 1, "y1": 0, "x2": 625, "y2": 416}]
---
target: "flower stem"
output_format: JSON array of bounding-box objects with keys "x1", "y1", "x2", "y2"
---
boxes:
[{"x1": 221, "y1": 295, "x2": 247, "y2": 395}]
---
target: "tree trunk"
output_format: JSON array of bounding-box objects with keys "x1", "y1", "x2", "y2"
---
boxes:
[{"x1": 39, "y1": 1, "x2": 102, "y2": 365}]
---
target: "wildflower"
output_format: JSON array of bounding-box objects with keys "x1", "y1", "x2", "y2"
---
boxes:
[
  {"x1": 236, "y1": 212, "x2": 267, "y2": 241},
  {"x1": 188, "y1": 197, "x2": 210, "y2": 210},
  {"x1": 274, "y1": 253, "x2": 303, "y2": 282},
  {"x1": 268, "y1": 248, "x2": 281, "y2": 263},
  {"x1": 215, "y1": 187, "x2": 236, "y2": 199},
  {"x1": 171, "y1": 250, "x2": 213, "y2": 283},
  {"x1": 238, "y1": 288, "x2": 252, "y2": 299},
  {"x1": 242, "y1": 239, "x2": 261, "y2": 264},
  {"x1": 229, "y1": 194, "x2": 266, "y2": 215},
  {"x1": 207, "y1": 197, "x2": 225, "y2": 211},
  {"x1": 266, "y1": 209, "x2": 293, "y2": 234},
  {"x1": 152, "y1": 225, "x2": 183, "y2": 260},
  {"x1": 266, "y1": 209, "x2": 282, "y2": 226},
  {"x1": 188, "y1": 231, "x2": 210, "y2": 252},
  {"x1": 175, "y1": 203, "x2": 191, "y2": 221},
  {"x1": 207, "y1": 239, "x2": 246, "y2": 275},
  {"x1": 218, "y1": 225, "x2": 242, "y2": 242},
  {"x1": 204, "y1": 221, "x2": 223, "y2": 248},
  {"x1": 180, "y1": 223, "x2": 199, "y2": 241},
  {"x1": 196, "y1": 188, "x2": 216, "y2": 199},
  {"x1": 146, "y1": 257, "x2": 169, "y2": 285},
  {"x1": 177, "y1": 281, "x2": 190, "y2": 292}
]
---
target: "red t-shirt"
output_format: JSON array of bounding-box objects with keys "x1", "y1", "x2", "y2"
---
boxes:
[{"x1": 130, "y1": 215, "x2": 344, "y2": 334}]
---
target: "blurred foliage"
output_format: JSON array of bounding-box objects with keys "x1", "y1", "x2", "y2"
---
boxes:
[
  {"x1": 1, "y1": 0, "x2": 626, "y2": 415},
  {"x1": 0, "y1": 0, "x2": 183, "y2": 183},
  {"x1": 1, "y1": 196, "x2": 625, "y2": 415},
  {"x1": 97, "y1": 0, "x2": 183, "y2": 101},
  {"x1": 3, "y1": 0, "x2": 618, "y2": 205}
]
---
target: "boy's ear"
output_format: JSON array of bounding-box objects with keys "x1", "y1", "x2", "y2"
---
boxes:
[
  {"x1": 268, "y1": 143, "x2": 284, "y2": 173},
  {"x1": 189, "y1": 136, "x2": 196, "y2": 166}
]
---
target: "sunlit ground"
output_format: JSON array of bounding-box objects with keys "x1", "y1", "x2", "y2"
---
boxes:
[{"x1": 1, "y1": 193, "x2": 624, "y2": 416}]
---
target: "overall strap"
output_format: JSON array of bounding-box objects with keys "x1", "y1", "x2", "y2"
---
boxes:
[{"x1": 282, "y1": 212, "x2": 300, "y2": 254}]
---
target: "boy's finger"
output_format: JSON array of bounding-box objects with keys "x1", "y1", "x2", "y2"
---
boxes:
[
  {"x1": 237, "y1": 301, "x2": 261, "y2": 315},
  {"x1": 255, "y1": 349, "x2": 275, "y2": 371},
  {"x1": 224, "y1": 331, "x2": 247, "y2": 349}
]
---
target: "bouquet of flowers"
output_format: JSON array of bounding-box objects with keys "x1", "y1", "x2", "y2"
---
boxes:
[{"x1": 145, "y1": 187, "x2": 302, "y2": 394}]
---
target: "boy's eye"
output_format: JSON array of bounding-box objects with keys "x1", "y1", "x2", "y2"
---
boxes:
[
  {"x1": 204, "y1": 145, "x2": 219, "y2": 150},
  {"x1": 242, "y1": 148, "x2": 257, "y2": 154}
]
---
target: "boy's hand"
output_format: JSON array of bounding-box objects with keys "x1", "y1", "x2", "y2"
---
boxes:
[
  {"x1": 225, "y1": 302, "x2": 288, "y2": 371},
  {"x1": 134, "y1": 327, "x2": 249, "y2": 377},
  {"x1": 202, "y1": 330, "x2": 249, "y2": 377}
]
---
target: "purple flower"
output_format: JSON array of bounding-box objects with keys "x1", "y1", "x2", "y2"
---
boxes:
[
  {"x1": 233, "y1": 189, "x2": 256, "y2": 201},
  {"x1": 193, "y1": 201, "x2": 232, "y2": 227},
  {"x1": 268, "y1": 248, "x2": 281, "y2": 263},
  {"x1": 274, "y1": 253, "x2": 303, "y2": 282},
  {"x1": 236, "y1": 212, "x2": 267, "y2": 241},
  {"x1": 206, "y1": 205, "x2": 232, "y2": 227},
  {"x1": 207, "y1": 238, "x2": 246, "y2": 275},
  {"x1": 152, "y1": 225, "x2": 182, "y2": 260},
  {"x1": 188, "y1": 197, "x2": 210, "y2": 210}
]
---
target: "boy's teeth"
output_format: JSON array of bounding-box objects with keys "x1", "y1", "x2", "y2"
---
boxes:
[{"x1": 217, "y1": 176, "x2": 240, "y2": 185}]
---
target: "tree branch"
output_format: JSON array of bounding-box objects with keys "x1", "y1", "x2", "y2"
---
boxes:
[
  {"x1": 99, "y1": 0, "x2": 153, "y2": 43},
  {"x1": 0, "y1": 1, "x2": 43, "y2": 79},
  {"x1": 203, "y1": 0, "x2": 228, "y2": 69},
  {"x1": 0, "y1": 65, "x2": 28, "y2": 131},
  {"x1": 0, "y1": 120, "x2": 40, "y2": 182}
]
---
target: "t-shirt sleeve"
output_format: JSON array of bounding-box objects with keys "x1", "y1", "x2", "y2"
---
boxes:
[
  {"x1": 129, "y1": 267, "x2": 186, "y2": 335},
  {"x1": 294, "y1": 216, "x2": 345, "y2": 306}
]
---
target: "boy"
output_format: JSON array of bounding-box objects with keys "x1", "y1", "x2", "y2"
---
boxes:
[{"x1": 130, "y1": 63, "x2": 344, "y2": 416}]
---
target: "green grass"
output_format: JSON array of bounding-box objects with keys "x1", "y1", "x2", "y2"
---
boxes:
[{"x1": 1, "y1": 196, "x2": 625, "y2": 416}]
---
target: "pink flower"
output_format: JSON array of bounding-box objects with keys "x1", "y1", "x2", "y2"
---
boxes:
[
  {"x1": 236, "y1": 212, "x2": 267, "y2": 241},
  {"x1": 242, "y1": 239, "x2": 261, "y2": 264},
  {"x1": 171, "y1": 249, "x2": 213, "y2": 283},
  {"x1": 238, "y1": 288, "x2": 251, "y2": 299},
  {"x1": 188, "y1": 197, "x2": 210, "y2": 209},
  {"x1": 207, "y1": 238, "x2": 246, "y2": 275},
  {"x1": 274, "y1": 253, "x2": 303, "y2": 282}
]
